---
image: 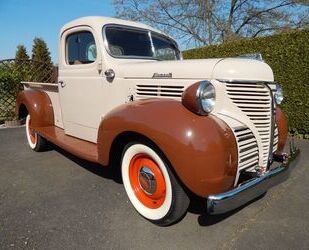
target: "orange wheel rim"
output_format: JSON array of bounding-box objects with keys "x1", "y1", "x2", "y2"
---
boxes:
[
  {"x1": 28, "y1": 118, "x2": 36, "y2": 144},
  {"x1": 129, "y1": 154, "x2": 166, "y2": 209}
]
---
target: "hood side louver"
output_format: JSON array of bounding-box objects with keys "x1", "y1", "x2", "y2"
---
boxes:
[{"x1": 135, "y1": 85, "x2": 184, "y2": 100}]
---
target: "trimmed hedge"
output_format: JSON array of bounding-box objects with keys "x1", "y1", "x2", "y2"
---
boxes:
[{"x1": 183, "y1": 29, "x2": 309, "y2": 136}]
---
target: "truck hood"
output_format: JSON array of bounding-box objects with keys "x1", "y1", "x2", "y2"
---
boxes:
[{"x1": 113, "y1": 58, "x2": 274, "y2": 82}]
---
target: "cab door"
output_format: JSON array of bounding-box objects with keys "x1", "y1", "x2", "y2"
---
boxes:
[{"x1": 58, "y1": 26, "x2": 105, "y2": 143}]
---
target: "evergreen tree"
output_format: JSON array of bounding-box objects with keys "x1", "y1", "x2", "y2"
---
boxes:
[
  {"x1": 15, "y1": 45, "x2": 30, "y2": 65},
  {"x1": 31, "y1": 37, "x2": 53, "y2": 82},
  {"x1": 31, "y1": 37, "x2": 52, "y2": 65},
  {"x1": 14, "y1": 45, "x2": 30, "y2": 82}
]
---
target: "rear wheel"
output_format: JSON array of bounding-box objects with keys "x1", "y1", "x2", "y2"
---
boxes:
[
  {"x1": 25, "y1": 114, "x2": 47, "y2": 151},
  {"x1": 121, "y1": 142, "x2": 189, "y2": 226}
]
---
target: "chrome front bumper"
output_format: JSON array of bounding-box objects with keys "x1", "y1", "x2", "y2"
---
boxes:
[{"x1": 207, "y1": 147, "x2": 300, "y2": 215}]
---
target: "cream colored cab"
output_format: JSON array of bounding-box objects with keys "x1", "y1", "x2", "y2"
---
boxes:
[
  {"x1": 59, "y1": 25, "x2": 107, "y2": 142},
  {"x1": 56, "y1": 16, "x2": 274, "y2": 145},
  {"x1": 58, "y1": 17, "x2": 186, "y2": 142}
]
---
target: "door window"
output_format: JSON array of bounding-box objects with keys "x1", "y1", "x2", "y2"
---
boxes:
[{"x1": 66, "y1": 31, "x2": 97, "y2": 65}]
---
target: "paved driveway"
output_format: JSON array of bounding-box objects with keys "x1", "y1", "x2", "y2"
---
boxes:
[{"x1": 0, "y1": 127, "x2": 308, "y2": 249}]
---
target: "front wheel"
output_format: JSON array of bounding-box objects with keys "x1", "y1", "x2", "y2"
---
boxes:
[
  {"x1": 25, "y1": 114, "x2": 47, "y2": 151},
  {"x1": 121, "y1": 142, "x2": 189, "y2": 226}
]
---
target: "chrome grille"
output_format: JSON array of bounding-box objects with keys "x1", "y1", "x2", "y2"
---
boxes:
[
  {"x1": 234, "y1": 127, "x2": 259, "y2": 171},
  {"x1": 135, "y1": 85, "x2": 184, "y2": 100},
  {"x1": 226, "y1": 82, "x2": 272, "y2": 166}
]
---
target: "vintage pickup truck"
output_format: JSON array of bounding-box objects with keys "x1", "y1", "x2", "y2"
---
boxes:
[{"x1": 16, "y1": 16, "x2": 299, "y2": 226}]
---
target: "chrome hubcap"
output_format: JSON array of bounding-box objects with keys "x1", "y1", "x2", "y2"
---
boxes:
[{"x1": 138, "y1": 166, "x2": 156, "y2": 195}]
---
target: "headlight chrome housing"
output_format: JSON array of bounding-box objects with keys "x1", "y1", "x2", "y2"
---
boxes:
[
  {"x1": 275, "y1": 84, "x2": 284, "y2": 105},
  {"x1": 182, "y1": 80, "x2": 216, "y2": 115},
  {"x1": 197, "y1": 81, "x2": 216, "y2": 114}
]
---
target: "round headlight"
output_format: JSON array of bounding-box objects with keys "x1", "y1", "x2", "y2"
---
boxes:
[
  {"x1": 275, "y1": 84, "x2": 284, "y2": 105},
  {"x1": 198, "y1": 81, "x2": 216, "y2": 113},
  {"x1": 182, "y1": 81, "x2": 216, "y2": 115}
]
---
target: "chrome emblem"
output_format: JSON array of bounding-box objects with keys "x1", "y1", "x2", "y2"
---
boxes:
[
  {"x1": 138, "y1": 166, "x2": 157, "y2": 195},
  {"x1": 152, "y1": 73, "x2": 172, "y2": 78}
]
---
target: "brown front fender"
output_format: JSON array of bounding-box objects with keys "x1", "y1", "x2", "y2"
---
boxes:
[
  {"x1": 98, "y1": 99, "x2": 238, "y2": 197},
  {"x1": 276, "y1": 107, "x2": 288, "y2": 153},
  {"x1": 15, "y1": 89, "x2": 54, "y2": 128}
]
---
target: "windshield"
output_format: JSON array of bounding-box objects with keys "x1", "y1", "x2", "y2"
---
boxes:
[{"x1": 104, "y1": 26, "x2": 181, "y2": 61}]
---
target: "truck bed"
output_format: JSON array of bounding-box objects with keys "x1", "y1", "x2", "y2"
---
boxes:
[{"x1": 22, "y1": 81, "x2": 63, "y2": 129}]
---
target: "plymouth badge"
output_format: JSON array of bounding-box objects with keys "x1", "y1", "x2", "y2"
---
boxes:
[{"x1": 152, "y1": 73, "x2": 172, "y2": 78}]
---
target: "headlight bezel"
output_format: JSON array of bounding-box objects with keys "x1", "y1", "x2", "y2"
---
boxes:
[
  {"x1": 196, "y1": 81, "x2": 216, "y2": 114},
  {"x1": 182, "y1": 80, "x2": 216, "y2": 115}
]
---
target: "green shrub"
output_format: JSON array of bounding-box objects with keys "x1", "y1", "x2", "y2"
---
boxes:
[{"x1": 183, "y1": 29, "x2": 309, "y2": 136}]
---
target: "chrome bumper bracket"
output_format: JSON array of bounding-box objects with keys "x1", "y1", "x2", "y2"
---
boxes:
[{"x1": 206, "y1": 148, "x2": 300, "y2": 215}]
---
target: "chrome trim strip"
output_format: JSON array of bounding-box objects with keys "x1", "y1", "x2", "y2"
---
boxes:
[
  {"x1": 206, "y1": 148, "x2": 300, "y2": 215},
  {"x1": 217, "y1": 79, "x2": 276, "y2": 84}
]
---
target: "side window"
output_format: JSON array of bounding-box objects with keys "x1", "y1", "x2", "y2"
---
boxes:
[
  {"x1": 152, "y1": 34, "x2": 179, "y2": 61},
  {"x1": 66, "y1": 31, "x2": 97, "y2": 65}
]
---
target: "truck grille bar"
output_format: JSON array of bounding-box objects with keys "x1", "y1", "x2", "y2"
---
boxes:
[
  {"x1": 234, "y1": 126, "x2": 259, "y2": 171},
  {"x1": 226, "y1": 82, "x2": 273, "y2": 167}
]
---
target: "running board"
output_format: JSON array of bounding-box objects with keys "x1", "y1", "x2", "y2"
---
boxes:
[{"x1": 35, "y1": 126, "x2": 98, "y2": 163}]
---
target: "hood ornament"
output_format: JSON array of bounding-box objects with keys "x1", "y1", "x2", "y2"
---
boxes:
[{"x1": 236, "y1": 53, "x2": 264, "y2": 62}]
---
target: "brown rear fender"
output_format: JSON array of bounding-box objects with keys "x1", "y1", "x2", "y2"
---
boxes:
[
  {"x1": 16, "y1": 90, "x2": 54, "y2": 128},
  {"x1": 98, "y1": 99, "x2": 238, "y2": 197}
]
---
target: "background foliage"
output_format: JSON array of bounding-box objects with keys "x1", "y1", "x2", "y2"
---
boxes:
[
  {"x1": 114, "y1": 0, "x2": 309, "y2": 48},
  {"x1": 0, "y1": 62, "x2": 24, "y2": 121},
  {"x1": 184, "y1": 29, "x2": 309, "y2": 136},
  {"x1": 0, "y1": 37, "x2": 54, "y2": 123},
  {"x1": 31, "y1": 38, "x2": 53, "y2": 82}
]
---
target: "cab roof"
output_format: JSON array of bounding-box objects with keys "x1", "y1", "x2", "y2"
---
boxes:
[{"x1": 60, "y1": 16, "x2": 166, "y2": 36}]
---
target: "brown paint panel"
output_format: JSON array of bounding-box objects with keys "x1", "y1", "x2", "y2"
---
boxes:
[
  {"x1": 16, "y1": 89, "x2": 54, "y2": 128},
  {"x1": 98, "y1": 99, "x2": 238, "y2": 197},
  {"x1": 276, "y1": 107, "x2": 288, "y2": 153},
  {"x1": 36, "y1": 126, "x2": 98, "y2": 163}
]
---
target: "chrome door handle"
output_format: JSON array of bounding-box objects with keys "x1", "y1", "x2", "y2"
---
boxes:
[
  {"x1": 105, "y1": 69, "x2": 115, "y2": 82},
  {"x1": 59, "y1": 80, "x2": 66, "y2": 88}
]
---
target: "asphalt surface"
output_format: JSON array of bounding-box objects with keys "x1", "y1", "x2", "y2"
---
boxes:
[{"x1": 0, "y1": 127, "x2": 308, "y2": 250}]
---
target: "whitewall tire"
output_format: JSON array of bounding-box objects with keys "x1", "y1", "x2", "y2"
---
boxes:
[
  {"x1": 25, "y1": 114, "x2": 47, "y2": 151},
  {"x1": 121, "y1": 142, "x2": 189, "y2": 226}
]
